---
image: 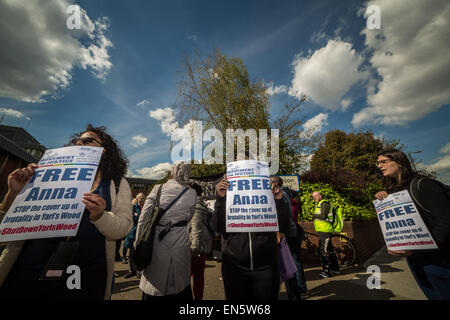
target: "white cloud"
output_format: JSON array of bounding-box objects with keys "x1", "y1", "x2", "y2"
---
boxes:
[
  {"x1": 0, "y1": 0, "x2": 113, "y2": 103},
  {"x1": 289, "y1": 39, "x2": 368, "y2": 110},
  {"x1": 134, "y1": 162, "x2": 172, "y2": 180},
  {"x1": 440, "y1": 142, "x2": 450, "y2": 154},
  {"x1": 352, "y1": 0, "x2": 450, "y2": 127},
  {"x1": 266, "y1": 84, "x2": 287, "y2": 96},
  {"x1": 0, "y1": 107, "x2": 31, "y2": 120},
  {"x1": 149, "y1": 107, "x2": 178, "y2": 135},
  {"x1": 136, "y1": 99, "x2": 150, "y2": 107},
  {"x1": 340, "y1": 98, "x2": 352, "y2": 111},
  {"x1": 300, "y1": 113, "x2": 328, "y2": 138},
  {"x1": 131, "y1": 135, "x2": 148, "y2": 148}
]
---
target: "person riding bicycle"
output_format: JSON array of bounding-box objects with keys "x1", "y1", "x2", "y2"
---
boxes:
[{"x1": 312, "y1": 191, "x2": 340, "y2": 278}]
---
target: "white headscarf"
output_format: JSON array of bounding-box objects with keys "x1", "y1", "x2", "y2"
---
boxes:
[{"x1": 171, "y1": 161, "x2": 191, "y2": 186}]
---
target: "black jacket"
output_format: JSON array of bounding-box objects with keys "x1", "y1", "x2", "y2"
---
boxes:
[
  {"x1": 212, "y1": 195, "x2": 291, "y2": 270},
  {"x1": 409, "y1": 179, "x2": 450, "y2": 258}
]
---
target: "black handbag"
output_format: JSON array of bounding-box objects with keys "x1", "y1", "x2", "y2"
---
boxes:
[{"x1": 134, "y1": 184, "x2": 188, "y2": 271}]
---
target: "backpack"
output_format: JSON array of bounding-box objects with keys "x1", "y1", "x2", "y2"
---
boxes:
[
  {"x1": 330, "y1": 205, "x2": 344, "y2": 233},
  {"x1": 409, "y1": 177, "x2": 450, "y2": 214}
]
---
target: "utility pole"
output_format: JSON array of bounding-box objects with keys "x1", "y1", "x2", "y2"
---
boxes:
[{"x1": 408, "y1": 150, "x2": 422, "y2": 171}]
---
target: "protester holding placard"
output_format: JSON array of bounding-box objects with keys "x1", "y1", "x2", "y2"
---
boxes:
[
  {"x1": 212, "y1": 161, "x2": 291, "y2": 300},
  {"x1": 375, "y1": 149, "x2": 450, "y2": 300},
  {"x1": 0, "y1": 124, "x2": 133, "y2": 300}
]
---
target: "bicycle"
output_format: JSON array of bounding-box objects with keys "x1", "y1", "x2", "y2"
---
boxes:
[{"x1": 301, "y1": 230, "x2": 357, "y2": 268}]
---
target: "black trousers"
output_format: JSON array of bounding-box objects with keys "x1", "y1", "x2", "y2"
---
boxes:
[
  {"x1": 318, "y1": 232, "x2": 340, "y2": 273},
  {"x1": 221, "y1": 262, "x2": 280, "y2": 300}
]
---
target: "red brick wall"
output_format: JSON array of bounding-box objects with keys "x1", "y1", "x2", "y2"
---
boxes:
[{"x1": 299, "y1": 218, "x2": 385, "y2": 266}]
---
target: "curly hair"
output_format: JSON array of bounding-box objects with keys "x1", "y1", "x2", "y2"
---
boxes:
[{"x1": 70, "y1": 124, "x2": 128, "y2": 184}]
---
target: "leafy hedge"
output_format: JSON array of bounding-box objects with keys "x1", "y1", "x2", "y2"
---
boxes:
[{"x1": 298, "y1": 181, "x2": 383, "y2": 221}]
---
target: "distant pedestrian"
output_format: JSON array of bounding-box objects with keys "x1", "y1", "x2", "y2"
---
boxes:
[
  {"x1": 312, "y1": 191, "x2": 340, "y2": 278},
  {"x1": 188, "y1": 185, "x2": 214, "y2": 300},
  {"x1": 285, "y1": 187, "x2": 309, "y2": 299},
  {"x1": 375, "y1": 149, "x2": 450, "y2": 300},
  {"x1": 123, "y1": 192, "x2": 146, "y2": 279},
  {"x1": 272, "y1": 178, "x2": 308, "y2": 300}
]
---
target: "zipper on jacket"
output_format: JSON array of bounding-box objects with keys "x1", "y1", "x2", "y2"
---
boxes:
[{"x1": 248, "y1": 232, "x2": 254, "y2": 271}]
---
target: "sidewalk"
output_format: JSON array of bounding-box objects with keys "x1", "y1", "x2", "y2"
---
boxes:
[
  {"x1": 291, "y1": 245, "x2": 427, "y2": 300},
  {"x1": 111, "y1": 246, "x2": 427, "y2": 300}
]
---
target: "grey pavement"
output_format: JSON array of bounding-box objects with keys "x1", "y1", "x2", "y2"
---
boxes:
[{"x1": 111, "y1": 245, "x2": 426, "y2": 300}]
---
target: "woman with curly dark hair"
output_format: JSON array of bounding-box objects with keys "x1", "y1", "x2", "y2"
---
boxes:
[
  {"x1": 375, "y1": 149, "x2": 450, "y2": 300},
  {"x1": 0, "y1": 124, "x2": 133, "y2": 300},
  {"x1": 70, "y1": 124, "x2": 128, "y2": 184}
]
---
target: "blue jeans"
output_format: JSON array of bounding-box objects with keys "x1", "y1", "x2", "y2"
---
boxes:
[{"x1": 406, "y1": 252, "x2": 450, "y2": 300}]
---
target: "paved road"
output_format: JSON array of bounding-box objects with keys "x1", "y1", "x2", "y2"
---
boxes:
[{"x1": 111, "y1": 246, "x2": 426, "y2": 300}]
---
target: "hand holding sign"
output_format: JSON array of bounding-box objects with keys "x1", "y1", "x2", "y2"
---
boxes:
[
  {"x1": 375, "y1": 191, "x2": 388, "y2": 201},
  {"x1": 82, "y1": 193, "x2": 106, "y2": 222},
  {"x1": 387, "y1": 249, "x2": 412, "y2": 257},
  {"x1": 8, "y1": 163, "x2": 38, "y2": 194},
  {"x1": 215, "y1": 178, "x2": 229, "y2": 198},
  {"x1": 271, "y1": 183, "x2": 283, "y2": 200},
  {"x1": 0, "y1": 164, "x2": 38, "y2": 213}
]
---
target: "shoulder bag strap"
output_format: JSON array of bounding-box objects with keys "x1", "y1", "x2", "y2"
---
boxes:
[
  {"x1": 409, "y1": 177, "x2": 431, "y2": 214},
  {"x1": 163, "y1": 187, "x2": 189, "y2": 212},
  {"x1": 154, "y1": 186, "x2": 189, "y2": 224}
]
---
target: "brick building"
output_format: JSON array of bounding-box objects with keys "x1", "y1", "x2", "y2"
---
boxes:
[{"x1": 0, "y1": 125, "x2": 46, "y2": 200}]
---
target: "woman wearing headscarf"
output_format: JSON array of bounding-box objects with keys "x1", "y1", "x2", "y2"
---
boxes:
[{"x1": 136, "y1": 161, "x2": 197, "y2": 300}]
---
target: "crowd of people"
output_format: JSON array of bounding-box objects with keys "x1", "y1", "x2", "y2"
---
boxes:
[{"x1": 0, "y1": 124, "x2": 449, "y2": 300}]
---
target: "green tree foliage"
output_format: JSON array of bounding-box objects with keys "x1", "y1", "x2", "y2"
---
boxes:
[
  {"x1": 310, "y1": 129, "x2": 399, "y2": 178},
  {"x1": 177, "y1": 49, "x2": 270, "y2": 133},
  {"x1": 298, "y1": 181, "x2": 382, "y2": 222},
  {"x1": 273, "y1": 98, "x2": 322, "y2": 175},
  {"x1": 175, "y1": 49, "x2": 320, "y2": 175}
]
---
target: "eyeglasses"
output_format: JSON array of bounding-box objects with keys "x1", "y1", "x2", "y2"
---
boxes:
[
  {"x1": 376, "y1": 159, "x2": 393, "y2": 166},
  {"x1": 73, "y1": 137, "x2": 102, "y2": 146}
]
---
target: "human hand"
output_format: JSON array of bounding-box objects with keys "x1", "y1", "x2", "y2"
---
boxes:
[
  {"x1": 215, "y1": 178, "x2": 229, "y2": 198},
  {"x1": 8, "y1": 163, "x2": 38, "y2": 194},
  {"x1": 387, "y1": 249, "x2": 412, "y2": 257},
  {"x1": 271, "y1": 183, "x2": 283, "y2": 200},
  {"x1": 83, "y1": 193, "x2": 107, "y2": 222},
  {"x1": 375, "y1": 191, "x2": 388, "y2": 201}
]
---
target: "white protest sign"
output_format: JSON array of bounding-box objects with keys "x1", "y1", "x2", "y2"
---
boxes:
[
  {"x1": 373, "y1": 190, "x2": 438, "y2": 251},
  {"x1": 0, "y1": 146, "x2": 103, "y2": 242},
  {"x1": 277, "y1": 175, "x2": 300, "y2": 192},
  {"x1": 226, "y1": 160, "x2": 279, "y2": 232}
]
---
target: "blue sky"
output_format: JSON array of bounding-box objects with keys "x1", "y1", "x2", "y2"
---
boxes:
[{"x1": 0, "y1": 0, "x2": 449, "y2": 182}]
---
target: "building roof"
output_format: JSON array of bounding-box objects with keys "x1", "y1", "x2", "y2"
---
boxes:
[
  {"x1": 0, "y1": 133, "x2": 39, "y2": 163},
  {"x1": 125, "y1": 177, "x2": 158, "y2": 185},
  {"x1": 0, "y1": 124, "x2": 46, "y2": 152}
]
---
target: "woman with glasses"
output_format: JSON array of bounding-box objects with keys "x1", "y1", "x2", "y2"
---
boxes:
[
  {"x1": 0, "y1": 124, "x2": 133, "y2": 300},
  {"x1": 375, "y1": 149, "x2": 450, "y2": 300}
]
